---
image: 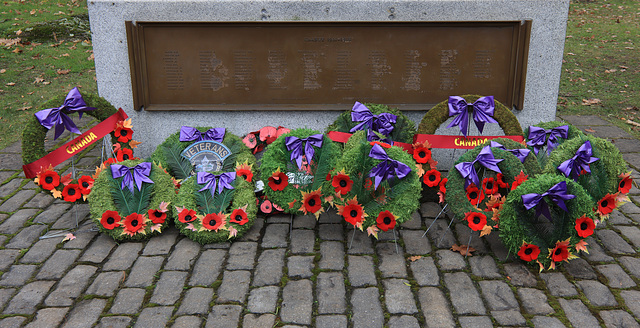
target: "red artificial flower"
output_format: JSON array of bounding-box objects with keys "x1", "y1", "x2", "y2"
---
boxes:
[
  {"x1": 62, "y1": 184, "x2": 82, "y2": 202},
  {"x1": 100, "y1": 210, "x2": 121, "y2": 230},
  {"x1": 116, "y1": 148, "x2": 134, "y2": 162},
  {"x1": 202, "y1": 213, "x2": 225, "y2": 231},
  {"x1": 123, "y1": 212, "x2": 146, "y2": 235},
  {"x1": 511, "y1": 171, "x2": 528, "y2": 191},
  {"x1": 465, "y1": 211, "x2": 487, "y2": 231},
  {"x1": 260, "y1": 200, "x2": 273, "y2": 214},
  {"x1": 78, "y1": 175, "x2": 94, "y2": 195},
  {"x1": 597, "y1": 193, "x2": 617, "y2": 216},
  {"x1": 178, "y1": 208, "x2": 197, "y2": 223},
  {"x1": 466, "y1": 184, "x2": 485, "y2": 206},
  {"x1": 39, "y1": 169, "x2": 60, "y2": 190},
  {"x1": 300, "y1": 189, "x2": 322, "y2": 214},
  {"x1": 242, "y1": 133, "x2": 258, "y2": 149},
  {"x1": 517, "y1": 241, "x2": 540, "y2": 262},
  {"x1": 115, "y1": 126, "x2": 133, "y2": 143},
  {"x1": 575, "y1": 215, "x2": 595, "y2": 238},
  {"x1": 369, "y1": 141, "x2": 391, "y2": 148},
  {"x1": 618, "y1": 172, "x2": 632, "y2": 194},
  {"x1": 339, "y1": 198, "x2": 365, "y2": 227},
  {"x1": 376, "y1": 210, "x2": 396, "y2": 232},
  {"x1": 259, "y1": 126, "x2": 278, "y2": 144},
  {"x1": 423, "y1": 169, "x2": 441, "y2": 187},
  {"x1": 439, "y1": 178, "x2": 448, "y2": 194},
  {"x1": 413, "y1": 146, "x2": 432, "y2": 164},
  {"x1": 482, "y1": 177, "x2": 499, "y2": 195},
  {"x1": 236, "y1": 163, "x2": 253, "y2": 182},
  {"x1": 102, "y1": 157, "x2": 117, "y2": 167},
  {"x1": 496, "y1": 173, "x2": 509, "y2": 189},
  {"x1": 363, "y1": 178, "x2": 373, "y2": 190},
  {"x1": 268, "y1": 169, "x2": 288, "y2": 191},
  {"x1": 148, "y1": 209, "x2": 167, "y2": 224},
  {"x1": 549, "y1": 239, "x2": 570, "y2": 263},
  {"x1": 230, "y1": 208, "x2": 248, "y2": 225},
  {"x1": 332, "y1": 172, "x2": 353, "y2": 195}
]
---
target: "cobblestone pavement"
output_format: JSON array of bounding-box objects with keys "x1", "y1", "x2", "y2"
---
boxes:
[{"x1": 0, "y1": 115, "x2": 639, "y2": 327}]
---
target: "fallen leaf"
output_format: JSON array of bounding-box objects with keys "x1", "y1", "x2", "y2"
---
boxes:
[
  {"x1": 42, "y1": 81, "x2": 50, "y2": 85},
  {"x1": 61, "y1": 53, "x2": 69, "y2": 57},
  {"x1": 451, "y1": 244, "x2": 476, "y2": 256},
  {"x1": 12, "y1": 47, "x2": 21, "y2": 53},
  {"x1": 0, "y1": 38, "x2": 22, "y2": 47},
  {"x1": 6, "y1": 82, "x2": 15, "y2": 86},
  {"x1": 33, "y1": 77, "x2": 43, "y2": 84},
  {"x1": 408, "y1": 255, "x2": 422, "y2": 262},
  {"x1": 16, "y1": 106, "x2": 31, "y2": 111},
  {"x1": 62, "y1": 233, "x2": 76, "y2": 242},
  {"x1": 15, "y1": 29, "x2": 22, "y2": 35},
  {"x1": 479, "y1": 224, "x2": 493, "y2": 237},
  {"x1": 129, "y1": 140, "x2": 142, "y2": 148},
  {"x1": 582, "y1": 98, "x2": 601, "y2": 106},
  {"x1": 584, "y1": 128, "x2": 596, "y2": 133},
  {"x1": 30, "y1": 9, "x2": 36, "y2": 15},
  {"x1": 0, "y1": 69, "x2": 5, "y2": 74},
  {"x1": 87, "y1": 53, "x2": 94, "y2": 61},
  {"x1": 567, "y1": 52, "x2": 576, "y2": 56},
  {"x1": 56, "y1": 69, "x2": 70, "y2": 75}
]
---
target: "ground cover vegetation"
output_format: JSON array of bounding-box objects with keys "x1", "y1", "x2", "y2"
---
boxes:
[{"x1": 0, "y1": 0, "x2": 638, "y2": 151}]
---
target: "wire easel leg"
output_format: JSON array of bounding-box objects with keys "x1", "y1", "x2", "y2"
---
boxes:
[
  {"x1": 422, "y1": 203, "x2": 448, "y2": 238},
  {"x1": 393, "y1": 228, "x2": 398, "y2": 254},
  {"x1": 438, "y1": 214, "x2": 455, "y2": 248},
  {"x1": 349, "y1": 227, "x2": 356, "y2": 250}
]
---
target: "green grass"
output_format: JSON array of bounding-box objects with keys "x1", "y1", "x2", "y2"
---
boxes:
[{"x1": 0, "y1": 0, "x2": 639, "y2": 153}]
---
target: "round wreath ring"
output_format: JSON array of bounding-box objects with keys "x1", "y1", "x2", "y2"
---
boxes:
[
  {"x1": 479, "y1": 138, "x2": 542, "y2": 177},
  {"x1": 446, "y1": 145, "x2": 527, "y2": 231},
  {"x1": 326, "y1": 102, "x2": 417, "y2": 145},
  {"x1": 89, "y1": 159, "x2": 176, "y2": 242},
  {"x1": 499, "y1": 173, "x2": 596, "y2": 270},
  {"x1": 22, "y1": 92, "x2": 120, "y2": 165},
  {"x1": 260, "y1": 128, "x2": 341, "y2": 218},
  {"x1": 150, "y1": 127, "x2": 257, "y2": 181},
  {"x1": 173, "y1": 173, "x2": 257, "y2": 244},
  {"x1": 543, "y1": 134, "x2": 627, "y2": 212},
  {"x1": 416, "y1": 94, "x2": 523, "y2": 136},
  {"x1": 331, "y1": 131, "x2": 421, "y2": 235}
]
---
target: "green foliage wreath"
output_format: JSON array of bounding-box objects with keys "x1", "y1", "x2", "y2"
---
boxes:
[
  {"x1": 326, "y1": 102, "x2": 417, "y2": 145},
  {"x1": 89, "y1": 159, "x2": 176, "y2": 242},
  {"x1": 499, "y1": 174, "x2": 596, "y2": 269},
  {"x1": 479, "y1": 138, "x2": 542, "y2": 176},
  {"x1": 330, "y1": 131, "x2": 421, "y2": 234},
  {"x1": 150, "y1": 127, "x2": 256, "y2": 181},
  {"x1": 173, "y1": 173, "x2": 257, "y2": 244},
  {"x1": 523, "y1": 121, "x2": 585, "y2": 168},
  {"x1": 260, "y1": 128, "x2": 341, "y2": 218},
  {"x1": 416, "y1": 94, "x2": 523, "y2": 136}
]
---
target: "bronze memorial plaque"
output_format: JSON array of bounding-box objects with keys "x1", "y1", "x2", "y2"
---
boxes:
[{"x1": 126, "y1": 21, "x2": 530, "y2": 111}]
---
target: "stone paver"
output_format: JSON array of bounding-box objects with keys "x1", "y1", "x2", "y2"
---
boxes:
[
  {"x1": 150, "y1": 271, "x2": 188, "y2": 305},
  {"x1": 558, "y1": 298, "x2": 600, "y2": 328},
  {"x1": 226, "y1": 241, "x2": 258, "y2": 270},
  {"x1": 281, "y1": 279, "x2": 313, "y2": 325},
  {"x1": 576, "y1": 280, "x2": 618, "y2": 307},
  {"x1": 317, "y1": 272, "x2": 346, "y2": 314},
  {"x1": 177, "y1": 287, "x2": 214, "y2": 315},
  {"x1": 596, "y1": 264, "x2": 637, "y2": 288},
  {"x1": 3, "y1": 281, "x2": 55, "y2": 314},
  {"x1": 444, "y1": 272, "x2": 485, "y2": 315},
  {"x1": 45, "y1": 265, "x2": 97, "y2": 306},
  {"x1": 102, "y1": 242, "x2": 143, "y2": 270},
  {"x1": 383, "y1": 278, "x2": 418, "y2": 314},
  {"x1": 0, "y1": 265, "x2": 36, "y2": 287},
  {"x1": 206, "y1": 305, "x2": 242, "y2": 328},
  {"x1": 247, "y1": 286, "x2": 279, "y2": 313},
  {"x1": 164, "y1": 237, "x2": 200, "y2": 270},
  {"x1": 320, "y1": 241, "x2": 344, "y2": 270},
  {"x1": 25, "y1": 307, "x2": 69, "y2": 328},
  {"x1": 189, "y1": 249, "x2": 226, "y2": 286},
  {"x1": 125, "y1": 256, "x2": 164, "y2": 287},
  {"x1": 133, "y1": 306, "x2": 173, "y2": 328},
  {"x1": 288, "y1": 255, "x2": 314, "y2": 278},
  {"x1": 418, "y1": 287, "x2": 456, "y2": 328},
  {"x1": 541, "y1": 272, "x2": 578, "y2": 297},
  {"x1": 351, "y1": 287, "x2": 384, "y2": 328},
  {"x1": 217, "y1": 270, "x2": 251, "y2": 303},
  {"x1": 253, "y1": 248, "x2": 285, "y2": 286},
  {"x1": 61, "y1": 298, "x2": 106, "y2": 328},
  {"x1": 110, "y1": 288, "x2": 145, "y2": 314},
  {"x1": 409, "y1": 256, "x2": 439, "y2": 286},
  {"x1": 518, "y1": 288, "x2": 554, "y2": 314}
]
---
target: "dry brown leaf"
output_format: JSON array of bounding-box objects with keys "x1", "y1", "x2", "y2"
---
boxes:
[
  {"x1": 584, "y1": 128, "x2": 596, "y2": 133},
  {"x1": 87, "y1": 53, "x2": 94, "y2": 61},
  {"x1": 61, "y1": 53, "x2": 70, "y2": 57},
  {"x1": 479, "y1": 224, "x2": 493, "y2": 237},
  {"x1": 0, "y1": 69, "x2": 5, "y2": 74},
  {"x1": 626, "y1": 120, "x2": 640, "y2": 128},
  {"x1": 56, "y1": 69, "x2": 70, "y2": 75},
  {"x1": 582, "y1": 98, "x2": 601, "y2": 106},
  {"x1": 15, "y1": 29, "x2": 22, "y2": 36},
  {"x1": 30, "y1": 9, "x2": 36, "y2": 15},
  {"x1": 451, "y1": 244, "x2": 475, "y2": 256},
  {"x1": 16, "y1": 106, "x2": 32, "y2": 111},
  {"x1": 6, "y1": 82, "x2": 15, "y2": 86},
  {"x1": 42, "y1": 81, "x2": 51, "y2": 85},
  {"x1": 408, "y1": 255, "x2": 422, "y2": 262},
  {"x1": 33, "y1": 77, "x2": 44, "y2": 84},
  {"x1": 12, "y1": 47, "x2": 21, "y2": 53}
]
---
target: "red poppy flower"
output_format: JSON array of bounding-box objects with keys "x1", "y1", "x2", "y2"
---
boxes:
[
  {"x1": 549, "y1": 240, "x2": 570, "y2": 262},
  {"x1": 423, "y1": 169, "x2": 441, "y2": 187},
  {"x1": 259, "y1": 126, "x2": 278, "y2": 144},
  {"x1": 102, "y1": 157, "x2": 117, "y2": 167},
  {"x1": 202, "y1": 213, "x2": 225, "y2": 231},
  {"x1": 376, "y1": 210, "x2": 396, "y2": 231},
  {"x1": 116, "y1": 148, "x2": 134, "y2": 162},
  {"x1": 465, "y1": 211, "x2": 487, "y2": 231},
  {"x1": 260, "y1": 200, "x2": 273, "y2": 213},
  {"x1": 100, "y1": 210, "x2": 121, "y2": 230},
  {"x1": 597, "y1": 193, "x2": 617, "y2": 216},
  {"x1": 123, "y1": 212, "x2": 146, "y2": 234},
  {"x1": 369, "y1": 141, "x2": 392, "y2": 148},
  {"x1": 364, "y1": 178, "x2": 373, "y2": 190},
  {"x1": 236, "y1": 163, "x2": 253, "y2": 182},
  {"x1": 147, "y1": 209, "x2": 167, "y2": 224},
  {"x1": 62, "y1": 184, "x2": 82, "y2": 202},
  {"x1": 39, "y1": 169, "x2": 60, "y2": 190},
  {"x1": 482, "y1": 177, "x2": 498, "y2": 195},
  {"x1": 439, "y1": 178, "x2": 448, "y2": 194},
  {"x1": 178, "y1": 208, "x2": 197, "y2": 223},
  {"x1": 268, "y1": 169, "x2": 288, "y2": 191},
  {"x1": 496, "y1": 173, "x2": 509, "y2": 189},
  {"x1": 466, "y1": 184, "x2": 485, "y2": 206},
  {"x1": 332, "y1": 172, "x2": 353, "y2": 195},
  {"x1": 300, "y1": 189, "x2": 323, "y2": 214},
  {"x1": 339, "y1": 198, "x2": 365, "y2": 226},
  {"x1": 242, "y1": 133, "x2": 258, "y2": 149},
  {"x1": 326, "y1": 172, "x2": 332, "y2": 181},
  {"x1": 511, "y1": 171, "x2": 528, "y2": 191},
  {"x1": 115, "y1": 126, "x2": 133, "y2": 143},
  {"x1": 618, "y1": 173, "x2": 632, "y2": 194},
  {"x1": 517, "y1": 241, "x2": 540, "y2": 262},
  {"x1": 230, "y1": 208, "x2": 248, "y2": 225},
  {"x1": 575, "y1": 215, "x2": 595, "y2": 238},
  {"x1": 413, "y1": 146, "x2": 432, "y2": 164},
  {"x1": 78, "y1": 175, "x2": 94, "y2": 195}
]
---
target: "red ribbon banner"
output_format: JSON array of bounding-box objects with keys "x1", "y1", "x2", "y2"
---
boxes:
[
  {"x1": 413, "y1": 134, "x2": 525, "y2": 149},
  {"x1": 326, "y1": 131, "x2": 414, "y2": 153},
  {"x1": 22, "y1": 108, "x2": 129, "y2": 179}
]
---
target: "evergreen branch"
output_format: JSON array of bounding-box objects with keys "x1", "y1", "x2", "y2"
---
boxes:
[
  {"x1": 109, "y1": 176, "x2": 135, "y2": 216},
  {"x1": 162, "y1": 143, "x2": 193, "y2": 180},
  {"x1": 132, "y1": 181, "x2": 152, "y2": 214}
]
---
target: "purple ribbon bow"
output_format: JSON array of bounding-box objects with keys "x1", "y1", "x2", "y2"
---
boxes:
[
  {"x1": 368, "y1": 143, "x2": 412, "y2": 190},
  {"x1": 110, "y1": 162, "x2": 154, "y2": 193},
  {"x1": 526, "y1": 125, "x2": 569, "y2": 155},
  {"x1": 557, "y1": 140, "x2": 600, "y2": 180},
  {"x1": 197, "y1": 171, "x2": 236, "y2": 197},
  {"x1": 446, "y1": 96, "x2": 498, "y2": 137},
  {"x1": 454, "y1": 146, "x2": 504, "y2": 188},
  {"x1": 489, "y1": 141, "x2": 531, "y2": 163},
  {"x1": 285, "y1": 134, "x2": 323, "y2": 170},
  {"x1": 350, "y1": 102, "x2": 397, "y2": 140},
  {"x1": 179, "y1": 126, "x2": 226, "y2": 142},
  {"x1": 522, "y1": 181, "x2": 576, "y2": 221},
  {"x1": 34, "y1": 87, "x2": 96, "y2": 140}
]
